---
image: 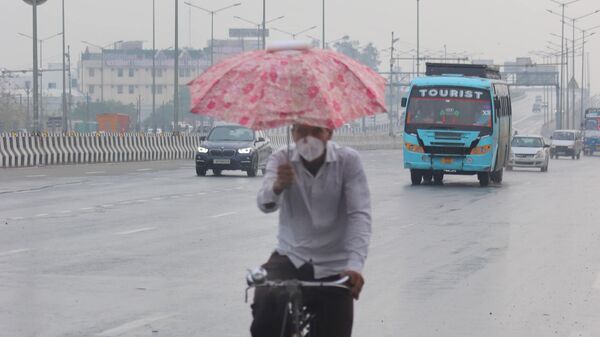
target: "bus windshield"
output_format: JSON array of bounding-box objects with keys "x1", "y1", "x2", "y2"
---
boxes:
[{"x1": 406, "y1": 86, "x2": 493, "y2": 131}]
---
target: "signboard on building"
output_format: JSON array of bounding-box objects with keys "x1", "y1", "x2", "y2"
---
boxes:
[{"x1": 229, "y1": 28, "x2": 269, "y2": 38}]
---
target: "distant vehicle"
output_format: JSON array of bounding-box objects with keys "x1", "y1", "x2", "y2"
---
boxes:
[
  {"x1": 401, "y1": 63, "x2": 512, "y2": 187},
  {"x1": 583, "y1": 108, "x2": 600, "y2": 156},
  {"x1": 532, "y1": 103, "x2": 541, "y2": 113},
  {"x1": 96, "y1": 113, "x2": 130, "y2": 133},
  {"x1": 535, "y1": 95, "x2": 542, "y2": 103},
  {"x1": 507, "y1": 135, "x2": 550, "y2": 172},
  {"x1": 195, "y1": 125, "x2": 273, "y2": 177},
  {"x1": 550, "y1": 129, "x2": 583, "y2": 159}
]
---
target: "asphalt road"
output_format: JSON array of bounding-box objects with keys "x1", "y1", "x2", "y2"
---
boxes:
[{"x1": 2, "y1": 91, "x2": 600, "y2": 337}]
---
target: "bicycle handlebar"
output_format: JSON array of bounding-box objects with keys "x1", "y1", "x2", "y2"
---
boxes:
[{"x1": 244, "y1": 267, "x2": 351, "y2": 302}]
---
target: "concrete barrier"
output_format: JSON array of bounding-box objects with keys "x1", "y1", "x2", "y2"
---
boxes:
[{"x1": 0, "y1": 132, "x2": 399, "y2": 168}]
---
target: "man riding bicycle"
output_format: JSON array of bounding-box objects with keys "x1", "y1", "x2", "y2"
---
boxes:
[{"x1": 251, "y1": 124, "x2": 372, "y2": 337}]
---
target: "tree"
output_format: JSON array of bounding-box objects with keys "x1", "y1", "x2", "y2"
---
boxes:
[{"x1": 333, "y1": 37, "x2": 380, "y2": 71}]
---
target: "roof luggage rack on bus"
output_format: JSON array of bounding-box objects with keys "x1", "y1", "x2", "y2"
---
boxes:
[{"x1": 425, "y1": 63, "x2": 501, "y2": 80}]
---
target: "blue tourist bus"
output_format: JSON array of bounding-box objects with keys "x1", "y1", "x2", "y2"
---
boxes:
[{"x1": 401, "y1": 63, "x2": 512, "y2": 187}]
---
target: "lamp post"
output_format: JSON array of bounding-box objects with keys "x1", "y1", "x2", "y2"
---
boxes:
[
  {"x1": 271, "y1": 26, "x2": 318, "y2": 40},
  {"x1": 18, "y1": 31, "x2": 61, "y2": 130},
  {"x1": 153, "y1": 0, "x2": 156, "y2": 124},
  {"x1": 416, "y1": 0, "x2": 420, "y2": 76},
  {"x1": 81, "y1": 40, "x2": 123, "y2": 104},
  {"x1": 61, "y1": 0, "x2": 67, "y2": 132},
  {"x1": 547, "y1": 0, "x2": 582, "y2": 129},
  {"x1": 322, "y1": 0, "x2": 325, "y2": 49},
  {"x1": 175, "y1": 0, "x2": 179, "y2": 133},
  {"x1": 234, "y1": 15, "x2": 284, "y2": 50},
  {"x1": 22, "y1": 0, "x2": 48, "y2": 133},
  {"x1": 549, "y1": 8, "x2": 600, "y2": 128},
  {"x1": 185, "y1": 2, "x2": 242, "y2": 66}
]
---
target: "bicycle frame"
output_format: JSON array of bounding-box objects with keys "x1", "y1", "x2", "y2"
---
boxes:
[{"x1": 245, "y1": 268, "x2": 350, "y2": 337}]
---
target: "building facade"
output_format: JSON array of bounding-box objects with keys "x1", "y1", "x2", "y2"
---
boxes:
[{"x1": 79, "y1": 41, "x2": 209, "y2": 108}]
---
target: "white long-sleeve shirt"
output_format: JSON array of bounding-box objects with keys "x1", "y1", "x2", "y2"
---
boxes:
[{"x1": 257, "y1": 142, "x2": 372, "y2": 279}]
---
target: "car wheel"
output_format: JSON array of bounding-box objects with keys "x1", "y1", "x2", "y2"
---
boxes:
[
  {"x1": 572, "y1": 154, "x2": 576, "y2": 160},
  {"x1": 433, "y1": 172, "x2": 444, "y2": 185},
  {"x1": 506, "y1": 165, "x2": 513, "y2": 171},
  {"x1": 213, "y1": 169, "x2": 222, "y2": 176},
  {"x1": 577, "y1": 152, "x2": 581, "y2": 160},
  {"x1": 422, "y1": 172, "x2": 433, "y2": 184},
  {"x1": 261, "y1": 168, "x2": 267, "y2": 176},
  {"x1": 247, "y1": 159, "x2": 258, "y2": 177},
  {"x1": 410, "y1": 170, "x2": 422, "y2": 186},
  {"x1": 490, "y1": 169, "x2": 503, "y2": 184},
  {"x1": 478, "y1": 172, "x2": 490, "y2": 187},
  {"x1": 541, "y1": 165, "x2": 548, "y2": 172},
  {"x1": 196, "y1": 167, "x2": 206, "y2": 176}
]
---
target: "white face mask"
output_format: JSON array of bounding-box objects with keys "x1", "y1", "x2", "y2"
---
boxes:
[{"x1": 296, "y1": 136, "x2": 325, "y2": 162}]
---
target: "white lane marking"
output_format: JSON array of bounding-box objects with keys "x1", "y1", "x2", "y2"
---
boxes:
[
  {"x1": 135, "y1": 199, "x2": 147, "y2": 203},
  {"x1": 116, "y1": 227, "x2": 156, "y2": 235},
  {"x1": 101, "y1": 204, "x2": 114, "y2": 208},
  {"x1": 398, "y1": 223, "x2": 416, "y2": 229},
  {"x1": 26, "y1": 174, "x2": 47, "y2": 178},
  {"x1": 79, "y1": 207, "x2": 93, "y2": 211},
  {"x1": 35, "y1": 213, "x2": 49, "y2": 217},
  {"x1": 196, "y1": 192, "x2": 206, "y2": 196},
  {"x1": 183, "y1": 194, "x2": 195, "y2": 198},
  {"x1": 59, "y1": 210, "x2": 72, "y2": 214},
  {"x1": 136, "y1": 168, "x2": 152, "y2": 172},
  {"x1": 209, "y1": 211, "x2": 237, "y2": 218},
  {"x1": 0, "y1": 248, "x2": 31, "y2": 256},
  {"x1": 170, "y1": 195, "x2": 180, "y2": 199},
  {"x1": 593, "y1": 273, "x2": 600, "y2": 289},
  {"x1": 151, "y1": 197, "x2": 163, "y2": 201},
  {"x1": 96, "y1": 313, "x2": 173, "y2": 336},
  {"x1": 86, "y1": 171, "x2": 106, "y2": 175},
  {"x1": 7, "y1": 216, "x2": 25, "y2": 221}
]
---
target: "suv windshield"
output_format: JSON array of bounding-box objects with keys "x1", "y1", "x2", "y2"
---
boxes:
[
  {"x1": 208, "y1": 126, "x2": 254, "y2": 141},
  {"x1": 512, "y1": 137, "x2": 543, "y2": 147},
  {"x1": 553, "y1": 131, "x2": 575, "y2": 140}
]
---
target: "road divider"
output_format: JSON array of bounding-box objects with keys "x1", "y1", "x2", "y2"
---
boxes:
[{"x1": 1, "y1": 131, "x2": 401, "y2": 168}]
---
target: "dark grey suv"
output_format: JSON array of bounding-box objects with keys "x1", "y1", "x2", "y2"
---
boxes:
[{"x1": 195, "y1": 125, "x2": 273, "y2": 177}]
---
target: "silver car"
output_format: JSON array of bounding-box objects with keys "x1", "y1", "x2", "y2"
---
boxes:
[{"x1": 507, "y1": 135, "x2": 550, "y2": 172}]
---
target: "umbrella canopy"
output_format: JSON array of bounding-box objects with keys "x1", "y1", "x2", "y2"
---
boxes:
[{"x1": 188, "y1": 43, "x2": 387, "y2": 130}]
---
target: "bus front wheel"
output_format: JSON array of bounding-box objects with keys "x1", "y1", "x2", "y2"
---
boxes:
[
  {"x1": 410, "y1": 170, "x2": 423, "y2": 186},
  {"x1": 478, "y1": 172, "x2": 490, "y2": 187}
]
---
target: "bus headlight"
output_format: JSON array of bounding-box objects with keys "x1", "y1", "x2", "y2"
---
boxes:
[
  {"x1": 471, "y1": 145, "x2": 492, "y2": 155},
  {"x1": 405, "y1": 142, "x2": 425, "y2": 153}
]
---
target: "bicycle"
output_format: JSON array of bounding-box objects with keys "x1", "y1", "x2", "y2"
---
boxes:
[{"x1": 245, "y1": 267, "x2": 350, "y2": 337}]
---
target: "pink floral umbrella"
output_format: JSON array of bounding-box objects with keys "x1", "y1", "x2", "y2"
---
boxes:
[{"x1": 188, "y1": 42, "x2": 387, "y2": 130}]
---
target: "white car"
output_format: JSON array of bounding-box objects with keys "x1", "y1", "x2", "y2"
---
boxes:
[{"x1": 508, "y1": 135, "x2": 550, "y2": 172}]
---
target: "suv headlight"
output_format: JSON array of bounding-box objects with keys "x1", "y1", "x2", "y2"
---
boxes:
[
  {"x1": 535, "y1": 150, "x2": 544, "y2": 158},
  {"x1": 238, "y1": 147, "x2": 253, "y2": 154},
  {"x1": 197, "y1": 146, "x2": 209, "y2": 153}
]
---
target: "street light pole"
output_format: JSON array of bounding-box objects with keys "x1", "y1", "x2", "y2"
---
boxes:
[
  {"x1": 174, "y1": 0, "x2": 179, "y2": 133},
  {"x1": 153, "y1": 0, "x2": 156, "y2": 120},
  {"x1": 262, "y1": 0, "x2": 266, "y2": 49},
  {"x1": 61, "y1": 0, "x2": 67, "y2": 132},
  {"x1": 322, "y1": 0, "x2": 325, "y2": 49},
  {"x1": 234, "y1": 15, "x2": 285, "y2": 50},
  {"x1": 272, "y1": 26, "x2": 318, "y2": 40},
  {"x1": 416, "y1": 0, "x2": 420, "y2": 76},
  {"x1": 185, "y1": 2, "x2": 242, "y2": 65}
]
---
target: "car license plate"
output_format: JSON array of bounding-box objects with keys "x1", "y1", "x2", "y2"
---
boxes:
[
  {"x1": 441, "y1": 157, "x2": 453, "y2": 164},
  {"x1": 213, "y1": 159, "x2": 231, "y2": 165}
]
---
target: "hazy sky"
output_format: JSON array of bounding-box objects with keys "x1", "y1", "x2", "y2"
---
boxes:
[{"x1": 1, "y1": 0, "x2": 599, "y2": 91}]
